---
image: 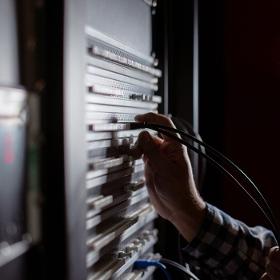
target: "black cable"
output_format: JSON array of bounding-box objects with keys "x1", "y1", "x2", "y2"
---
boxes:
[
  {"x1": 143, "y1": 122, "x2": 280, "y2": 235},
  {"x1": 130, "y1": 122, "x2": 279, "y2": 233},
  {"x1": 131, "y1": 122, "x2": 278, "y2": 230},
  {"x1": 129, "y1": 122, "x2": 280, "y2": 244},
  {"x1": 155, "y1": 127, "x2": 280, "y2": 242},
  {"x1": 143, "y1": 122, "x2": 280, "y2": 236}
]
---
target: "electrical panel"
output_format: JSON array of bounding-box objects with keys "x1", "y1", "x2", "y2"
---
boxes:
[
  {"x1": 85, "y1": 27, "x2": 161, "y2": 280},
  {"x1": 0, "y1": 0, "x2": 19, "y2": 86},
  {"x1": 0, "y1": 0, "x2": 199, "y2": 279},
  {"x1": 41, "y1": 0, "x2": 164, "y2": 279},
  {"x1": 83, "y1": 1, "x2": 162, "y2": 279}
]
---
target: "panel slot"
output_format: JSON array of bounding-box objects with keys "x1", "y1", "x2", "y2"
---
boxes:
[
  {"x1": 86, "y1": 170, "x2": 144, "y2": 190},
  {"x1": 87, "y1": 65, "x2": 158, "y2": 86},
  {"x1": 86, "y1": 104, "x2": 156, "y2": 115},
  {"x1": 85, "y1": 26, "x2": 155, "y2": 66},
  {"x1": 88, "y1": 84, "x2": 161, "y2": 103},
  {"x1": 85, "y1": 74, "x2": 155, "y2": 94},
  {"x1": 87, "y1": 56, "x2": 156, "y2": 83},
  {"x1": 87, "y1": 45, "x2": 161, "y2": 78},
  {"x1": 86, "y1": 190, "x2": 149, "y2": 223},
  {"x1": 86, "y1": 94, "x2": 158, "y2": 110},
  {"x1": 86, "y1": 162, "x2": 144, "y2": 180},
  {"x1": 86, "y1": 187, "x2": 147, "y2": 219}
]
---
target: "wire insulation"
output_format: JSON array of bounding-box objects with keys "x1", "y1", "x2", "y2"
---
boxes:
[
  {"x1": 134, "y1": 259, "x2": 172, "y2": 280},
  {"x1": 129, "y1": 122, "x2": 280, "y2": 244},
  {"x1": 141, "y1": 122, "x2": 280, "y2": 235},
  {"x1": 155, "y1": 127, "x2": 279, "y2": 241},
  {"x1": 161, "y1": 258, "x2": 200, "y2": 280}
]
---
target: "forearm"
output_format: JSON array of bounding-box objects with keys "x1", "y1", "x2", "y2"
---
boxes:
[
  {"x1": 172, "y1": 195, "x2": 206, "y2": 242},
  {"x1": 181, "y1": 203, "x2": 277, "y2": 279}
]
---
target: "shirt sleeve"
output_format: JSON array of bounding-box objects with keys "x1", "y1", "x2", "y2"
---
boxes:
[{"x1": 181, "y1": 203, "x2": 277, "y2": 279}]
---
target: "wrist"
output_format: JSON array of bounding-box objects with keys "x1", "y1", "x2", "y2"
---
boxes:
[{"x1": 171, "y1": 197, "x2": 206, "y2": 242}]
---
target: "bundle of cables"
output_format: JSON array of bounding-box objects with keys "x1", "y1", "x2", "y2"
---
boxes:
[
  {"x1": 133, "y1": 258, "x2": 200, "y2": 280},
  {"x1": 129, "y1": 121, "x2": 280, "y2": 279}
]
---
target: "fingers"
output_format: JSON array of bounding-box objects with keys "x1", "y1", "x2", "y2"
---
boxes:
[
  {"x1": 132, "y1": 130, "x2": 161, "y2": 169},
  {"x1": 137, "y1": 130, "x2": 162, "y2": 155},
  {"x1": 268, "y1": 246, "x2": 280, "y2": 266},
  {"x1": 144, "y1": 160, "x2": 156, "y2": 188},
  {"x1": 135, "y1": 112, "x2": 179, "y2": 142},
  {"x1": 132, "y1": 130, "x2": 160, "y2": 163},
  {"x1": 266, "y1": 265, "x2": 280, "y2": 279},
  {"x1": 260, "y1": 273, "x2": 271, "y2": 279},
  {"x1": 128, "y1": 129, "x2": 161, "y2": 159},
  {"x1": 145, "y1": 163, "x2": 159, "y2": 203},
  {"x1": 266, "y1": 247, "x2": 280, "y2": 279},
  {"x1": 135, "y1": 130, "x2": 175, "y2": 175},
  {"x1": 144, "y1": 162, "x2": 172, "y2": 220},
  {"x1": 135, "y1": 112, "x2": 175, "y2": 127}
]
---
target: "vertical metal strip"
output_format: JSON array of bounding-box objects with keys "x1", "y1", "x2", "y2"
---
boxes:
[
  {"x1": 192, "y1": 0, "x2": 200, "y2": 183},
  {"x1": 163, "y1": 1, "x2": 169, "y2": 115},
  {"x1": 193, "y1": 0, "x2": 199, "y2": 132},
  {"x1": 64, "y1": 0, "x2": 87, "y2": 279}
]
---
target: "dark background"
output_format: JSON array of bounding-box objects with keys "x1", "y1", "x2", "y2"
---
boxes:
[
  {"x1": 199, "y1": 0, "x2": 280, "y2": 227},
  {"x1": 156, "y1": 2, "x2": 280, "y2": 269}
]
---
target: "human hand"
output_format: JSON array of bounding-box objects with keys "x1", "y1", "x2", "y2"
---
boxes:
[
  {"x1": 132, "y1": 113, "x2": 206, "y2": 241},
  {"x1": 260, "y1": 246, "x2": 280, "y2": 279}
]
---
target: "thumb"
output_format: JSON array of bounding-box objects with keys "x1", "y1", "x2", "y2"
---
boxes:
[
  {"x1": 137, "y1": 131, "x2": 166, "y2": 172},
  {"x1": 137, "y1": 130, "x2": 161, "y2": 155},
  {"x1": 259, "y1": 273, "x2": 270, "y2": 279},
  {"x1": 128, "y1": 130, "x2": 161, "y2": 159}
]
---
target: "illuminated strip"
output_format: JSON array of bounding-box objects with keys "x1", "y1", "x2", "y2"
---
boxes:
[
  {"x1": 0, "y1": 239, "x2": 30, "y2": 267},
  {"x1": 85, "y1": 26, "x2": 154, "y2": 64},
  {"x1": 88, "y1": 84, "x2": 161, "y2": 103},
  {"x1": 86, "y1": 94, "x2": 158, "y2": 110},
  {"x1": 88, "y1": 45, "x2": 161, "y2": 77}
]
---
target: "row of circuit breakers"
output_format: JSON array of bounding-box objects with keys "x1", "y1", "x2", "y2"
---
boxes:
[{"x1": 84, "y1": 26, "x2": 162, "y2": 280}]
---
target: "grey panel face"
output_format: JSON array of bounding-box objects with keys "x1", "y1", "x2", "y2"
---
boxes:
[
  {"x1": 86, "y1": 0, "x2": 152, "y2": 56},
  {"x1": 84, "y1": 18, "x2": 161, "y2": 277},
  {"x1": 63, "y1": 1, "x2": 87, "y2": 279},
  {"x1": 0, "y1": 0, "x2": 19, "y2": 85},
  {"x1": 61, "y1": 1, "x2": 160, "y2": 278}
]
